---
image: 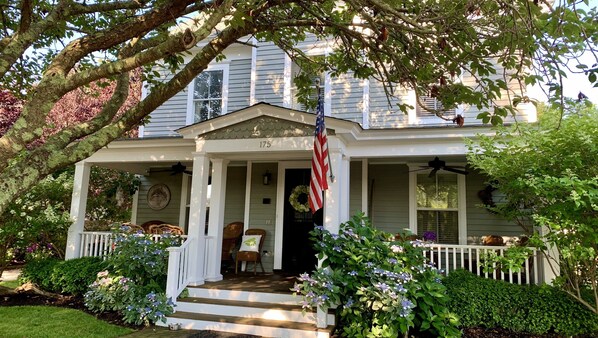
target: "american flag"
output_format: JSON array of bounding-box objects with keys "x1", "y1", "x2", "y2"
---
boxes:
[{"x1": 309, "y1": 93, "x2": 329, "y2": 213}]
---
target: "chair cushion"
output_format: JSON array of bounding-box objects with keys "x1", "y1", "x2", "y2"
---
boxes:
[{"x1": 239, "y1": 235, "x2": 262, "y2": 252}]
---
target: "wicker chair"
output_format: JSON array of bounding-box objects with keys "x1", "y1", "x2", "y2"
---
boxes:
[
  {"x1": 148, "y1": 223, "x2": 184, "y2": 235},
  {"x1": 221, "y1": 222, "x2": 244, "y2": 264},
  {"x1": 140, "y1": 220, "x2": 166, "y2": 233},
  {"x1": 235, "y1": 228, "x2": 266, "y2": 274}
]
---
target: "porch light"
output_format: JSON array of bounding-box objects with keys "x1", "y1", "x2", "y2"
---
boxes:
[{"x1": 263, "y1": 171, "x2": 272, "y2": 185}]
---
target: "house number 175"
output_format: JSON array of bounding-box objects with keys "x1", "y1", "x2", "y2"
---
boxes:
[{"x1": 259, "y1": 141, "x2": 272, "y2": 148}]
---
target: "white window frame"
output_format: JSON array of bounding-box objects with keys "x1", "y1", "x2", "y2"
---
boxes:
[
  {"x1": 186, "y1": 63, "x2": 230, "y2": 125},
  {"x1": 283, "y1": 53, "x2": 331, "y2": 115},
  {"x1": 408, "y1": 166, "x2": 467, "y2": 244}
]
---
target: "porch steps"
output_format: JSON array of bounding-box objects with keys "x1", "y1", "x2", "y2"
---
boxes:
[{"x1": 161, "y1": 286, "x2": 335, "y2": 338}]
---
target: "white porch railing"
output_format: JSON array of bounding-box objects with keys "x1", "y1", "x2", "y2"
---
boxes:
[
  {"x1": 424, "y1": 244, "x2": 540, "y2": 285},
  {"x1": 165, "y1": 235, "x2": 214, "y2": 304},
  {"x1": 165, "y1": 237, "x2": 194, "y2": 305},
  {"x1": 79, "y1": 232, "x2": 114, "y2": 257},
  {"x1": 79, "y1": 231, "x2": 186, "y2": 258}
]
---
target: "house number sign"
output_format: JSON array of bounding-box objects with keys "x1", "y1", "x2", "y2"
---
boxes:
[{"x1": 259, "y1": 140, "x2": 272, "y2": 148}]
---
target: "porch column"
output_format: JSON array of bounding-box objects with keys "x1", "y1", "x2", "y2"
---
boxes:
[
  {"x1": 323, "y1": 149, "x2": 349, "y2": 234},
  {"x1": 188, "y1": 153, "x2": 211, "y2": 285},
  {"x1": 339, "y1": 156, "x2": 350, "y2": 221},
  {"x1": 319, "y1": 150, "x2": 349, "y2": 328},
  {"x1": 65, "y1": 161, "x2": 91, "y2": 260},
  {"x1": 205, "y1": 158, "x2": 229, "y2": 281}
]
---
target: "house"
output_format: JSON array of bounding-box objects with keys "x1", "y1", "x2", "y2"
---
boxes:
[{"x1": 63, "y1": 35, "x2": 551, "y2": 336}]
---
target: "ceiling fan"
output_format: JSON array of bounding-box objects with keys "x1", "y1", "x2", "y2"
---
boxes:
[
  {"x1": 149, "y1": 162, "x2": 192, "y2": 175},
  {"x1": 411, "y1": 157, "x2": 469, "y2": 177}
]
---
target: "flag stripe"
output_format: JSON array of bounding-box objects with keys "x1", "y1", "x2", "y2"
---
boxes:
[{"x1": 309, "y1": 93, "x2": 329, "y2": 213}]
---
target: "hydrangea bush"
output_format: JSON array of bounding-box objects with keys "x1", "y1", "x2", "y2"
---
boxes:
[
  {"x1": 293, "y1": 213, "x2": 460, "y2": 337},
  {"x1": 109, "y1": 225, "x2": 182, "y2": 286},
  {"x1": 84, "y1": 225, "x2": 182, "y2": 325}
]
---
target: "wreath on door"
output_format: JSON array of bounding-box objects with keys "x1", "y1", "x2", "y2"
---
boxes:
[{"x1": 289, "y1": 185, "x2": 310, "y2": 213}]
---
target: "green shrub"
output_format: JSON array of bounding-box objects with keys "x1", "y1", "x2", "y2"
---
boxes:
[
  {"x1": 50, "y1": 257, "x2": 109, "y2": 295},
  {"x1": 294, "y1": 213, "x2": 460, "y2": 337},
  {"x1": 445, "y1": 270, "x2": 598, "y2": 336},
  {"x1": 21, "y1": 257, "x2": 108, "y2": 295},
  {"x1": 20, "y1": 258, "x2": 60, "y2": 291}
]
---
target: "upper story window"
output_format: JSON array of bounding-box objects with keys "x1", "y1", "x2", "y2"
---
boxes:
[
  {"x1": 188, "y1": 64, "x2": 229, "y2": 124},
  {"x1": 416, "y1": 95, "x2": 455, "y2": 116},
  {"x1": 290, "y1": 62, "x2": 325, "y2": 112}
]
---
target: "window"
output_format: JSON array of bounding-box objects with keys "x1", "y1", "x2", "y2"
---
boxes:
[
  {"x1": 416, "y1": 95, "x2": 455, "y2": 116},
  {"x1": 290, "y1": 61, "x2": 324, "y2": 112},
  {"x1": 409, "y1": 170, "x2": 466, "y2": 244},
  {"x1": 188, "y1": 65, "x2": 229, "y2": 124},
  {"x1": 416, "y1": 174, "x2": 459, "y2": 244}
]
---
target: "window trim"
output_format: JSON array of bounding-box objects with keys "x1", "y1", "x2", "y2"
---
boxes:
[
  {"x1": 283, "y1": 53, "x2": 331, "y2": 115},
  {"x1": 408, "y1": 166, "x2": 467, "y2": 244},
  {"x1": 186, "y1": 63, "x2": 230, "y2": 125}
]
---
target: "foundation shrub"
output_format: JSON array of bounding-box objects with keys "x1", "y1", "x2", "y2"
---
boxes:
[
  {"x1": 20, "y1": 257, "x2": 108, "y2": 295},
  {"x1": 444, "y1": 270, "x2": 598, "y2": 336},
  {"x1": 20, "y1": 258, "x2": 60, "y2": 291}
]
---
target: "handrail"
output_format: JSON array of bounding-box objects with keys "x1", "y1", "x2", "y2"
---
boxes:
[
  {"x1": 165, "y1": 237, "x2": 194, "y2": 305},
  {"x1": 423, "y1": 243, "x2": 539, "y2": 285}
]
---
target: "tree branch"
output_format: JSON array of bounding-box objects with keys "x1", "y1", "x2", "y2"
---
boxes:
[{"x1": 18, "y1": 0, "x2": 33, "y2": 34}]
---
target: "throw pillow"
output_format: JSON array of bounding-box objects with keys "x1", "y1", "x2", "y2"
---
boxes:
[{"x1": 239, "y1": 235, "x2": 262, "y2": 252}]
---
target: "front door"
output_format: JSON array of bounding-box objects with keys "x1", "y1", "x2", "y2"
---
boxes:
[{"x1": 281, "y1": 169, "x2": 320, "y2": 274}]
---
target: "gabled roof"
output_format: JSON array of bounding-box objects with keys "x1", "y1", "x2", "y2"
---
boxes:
[{"x1": 176, "y1": 102, "x2": 361, "y2": 140}]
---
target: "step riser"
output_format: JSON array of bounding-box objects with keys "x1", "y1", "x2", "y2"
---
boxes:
[
  {"x1": 161, "y1": 317, "x2": 331, "y2": 338},
  {"x1": 177, "y1": 302, "x2": 315, "y2": 324},
  {"x1": 188, "y1": 288, "x2": 298, "y2": 305},
  {"x1": 176, "y1": 301, "x2": 335, "y2": 325}
]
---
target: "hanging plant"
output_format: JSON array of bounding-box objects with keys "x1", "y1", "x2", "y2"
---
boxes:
[{"x1": 289, "y1": 185, "x2": 310, "y2": 213}]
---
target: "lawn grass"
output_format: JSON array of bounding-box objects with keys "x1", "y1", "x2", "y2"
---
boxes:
[
  {"x1": 0, "y1": 306, "x2": 134, "y2": 338},
  {"x1": 0, "y1": 280, "x2": 21, "y2": 289}
]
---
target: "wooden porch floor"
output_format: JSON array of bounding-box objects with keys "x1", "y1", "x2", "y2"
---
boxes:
[{"x1": 199, "y1": 273, "x2": 299, "y2": 294}]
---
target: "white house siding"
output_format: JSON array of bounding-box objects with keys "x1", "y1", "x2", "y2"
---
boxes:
[
  {"x1": 349, "y1": 160, "x2": 363, "y2": 216},
  {"x1": 223, "y1": 165, "x2": 247, "y2": 226},
  {"x1": 368, "y1": 80, "x2": 410, "y2": 129},
  {"x1": 254, "y1": 41, "x2": 285, "y2": 106},
  {"x1": 368, "y1": 163, "x2": 410, "y2": 234},
  {"x1": 135, "y1": 173, "x2": 183, "y2": 227},
  {"x1": 465, "y1": 170, "x2": 524, "y2": 244},
  {"x1": 143, "y1": 70, "x2": 189, "y2": 137},
  {"x1": 227, "y1": 59, "x2": 252, "y2": 113},
  {"x1": 331, "y1": 72, "x2": 363, "y2": 123},
  {"x1": 248, "y1": 162, "x2": 279, "y2": 272}
]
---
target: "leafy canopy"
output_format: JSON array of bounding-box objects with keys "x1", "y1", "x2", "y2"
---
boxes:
[
  {"x1": 0, "y1": 0, "x2": 596, "y2": 216},
  {"x1": 467, "y1": 105, "x2": 598, "y2": 314}
]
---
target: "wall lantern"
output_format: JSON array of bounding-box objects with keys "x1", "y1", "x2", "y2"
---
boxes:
[{"x1": 263, "y1": 171, "x2": 272, "y2": 185}]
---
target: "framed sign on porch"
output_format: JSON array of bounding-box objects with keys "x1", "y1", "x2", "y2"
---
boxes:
[{"x1": 147, "y1": 183, "x2": 171, "y2": 210}]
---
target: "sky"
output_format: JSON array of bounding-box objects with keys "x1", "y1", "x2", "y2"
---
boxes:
[
  {"x1": 528, "y1": 0, "x2": 598, "y2": 103},
  {"x1": 529, "y1": 51, "x2": 598, "y2": 104}
]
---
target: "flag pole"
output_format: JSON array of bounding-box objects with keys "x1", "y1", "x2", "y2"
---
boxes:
[{"x1": 316, "y1": 80, "x2": 334, "y2": 183}]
